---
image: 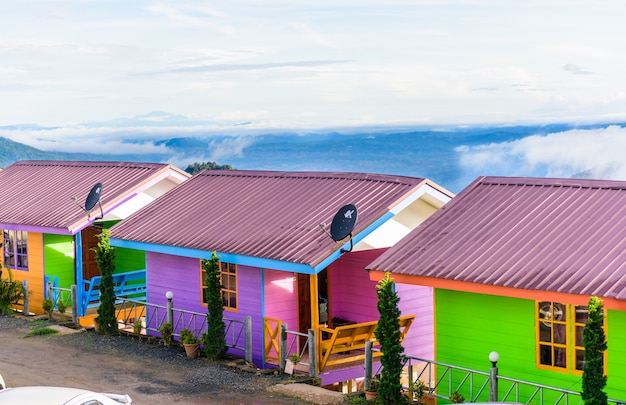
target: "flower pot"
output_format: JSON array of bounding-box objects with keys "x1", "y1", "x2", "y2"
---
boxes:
[
  {"x1": 183, "y1": 343, "x2": 200, "y2": 359},
  {"x1": 365, "y1": 390, "x2": 378, "y2": 401}
]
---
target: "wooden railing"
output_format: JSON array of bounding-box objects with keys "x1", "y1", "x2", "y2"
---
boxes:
[
  {"x1": 318, "y1": 314, "x2": 415, "y2": 372},
  {"x1": 264, "y1": 317, "x2": 282, "y2": 363}
]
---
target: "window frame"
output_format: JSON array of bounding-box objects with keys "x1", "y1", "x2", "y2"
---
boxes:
[
  {"x1": 200, "y1": 260, "x2": 238, "y2": 313},
  {"x1": 537, "y1": 301, "x2": 569, "y2": 372},
  {"x1": 3, "y1": 230, "x2": 28, "y2": 271},
  {"x1": 535, "y1": 300, "x2": 608, "y2": 375}
]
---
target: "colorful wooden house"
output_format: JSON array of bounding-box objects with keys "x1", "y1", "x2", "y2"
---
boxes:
[
  {"x1": 0, "y1": 160, "x2": 189, "y2": 318},
  {"x1": 109, "y1": 170, "x2": 453, "y2": 385},
  {"x1": 367, "y1": 176, "x2": 626, "y2": 400}
]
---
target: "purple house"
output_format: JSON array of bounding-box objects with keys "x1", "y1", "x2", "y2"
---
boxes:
[{"x1": 109, "y1": 170, "x2": 453, "y2": 386}]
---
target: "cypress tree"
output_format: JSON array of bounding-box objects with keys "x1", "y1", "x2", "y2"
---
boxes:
[
  {"x1": 94, "y1": 229, "x2": 118, "y2": 335},
  {"x1": 375, "y1": 272, "x2": 404, "y2": 404},
  {"x1": 203, "y1": 251, "x2": 226, "y2": 359},
  {"x1": 582, "y1": 296, "x2": 608, "y2": 405}
]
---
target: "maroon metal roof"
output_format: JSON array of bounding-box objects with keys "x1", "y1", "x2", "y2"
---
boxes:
[
  {"x1": 0, "y1": 160, "x2": 181, "y2": 234},
  {"x1": 110, "y1": 170, "x2": 431, "y2": 266},
  {"x1": 368, "y1": 176, "x2": 626, "y2": 300}
]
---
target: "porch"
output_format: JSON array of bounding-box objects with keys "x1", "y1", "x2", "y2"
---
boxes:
[{"x1": 264, "y1": 314, "x2": 415, "y2": 385}]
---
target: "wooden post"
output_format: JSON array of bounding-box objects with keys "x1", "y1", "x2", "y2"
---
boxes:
[
  {"x1": 280, "y1": 323, "x2": 288, "y2": 370},
  {"x1": 71, "y1": 285, "x2": 78, "y2": 324},
  {"x1": 245, "y1": 316, "x2": 253, "y2": 364},
  {"x1": 308, "y1": 328, "x2": 317, "y2": 377},
  {"x1": 365, "y1": 340, "x2": 373, "y2": 391},
  {"x1": 22, "y1": 279, "x2": 29, "y2": 316}
]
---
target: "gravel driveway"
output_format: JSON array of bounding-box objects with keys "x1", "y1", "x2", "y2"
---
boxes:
[{"x1": 0, "y1": 315, "x2": 316, "y2": 404}]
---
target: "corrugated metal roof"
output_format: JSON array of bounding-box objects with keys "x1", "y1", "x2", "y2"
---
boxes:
[
  {"x1": 0, "y1": 160, "x2": 181, "y2": 234},
  {"x1": 110, "y1": 170, "x2": 431, "y2": 266},
  {"x1": 368, "y1": 176, "x2": 626, "y2": 300}
]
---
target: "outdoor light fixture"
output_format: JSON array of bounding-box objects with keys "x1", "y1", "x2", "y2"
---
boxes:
[
  {"x1": 489, "y1": 351, "x2": 499, "y2": 366},
  {"x1": 166, "y1": 291, "x2": 174, "y2": 300},
  {"x1": 489, "y1": 351, "x2": 500, "y2": 401}
]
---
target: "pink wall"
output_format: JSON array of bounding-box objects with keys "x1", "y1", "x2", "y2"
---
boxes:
[
  {"x1": 263, "y1": 270, "x2": 298, "y2": 331},
  {"x1": 328, "y1": 249, "x2": 434, "y2": 359},
  {"x1": 329, "y1": 249, "x2": 386, "y2": 323}
]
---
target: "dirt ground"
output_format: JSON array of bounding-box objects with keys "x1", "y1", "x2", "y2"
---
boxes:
[{"x1": 0, "y1": 316, "x2": 318, "y2": 405}]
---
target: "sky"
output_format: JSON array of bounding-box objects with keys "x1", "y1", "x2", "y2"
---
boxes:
[
  {"x1": 1, "y1": 1, "x2": 626, "y2": 189},
  {"x1": 2, "y1": 0, "x2": 626, "y2": 128}
]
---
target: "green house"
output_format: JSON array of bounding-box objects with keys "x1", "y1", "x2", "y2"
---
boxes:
[{"x1": 368, "y1": 176, "x2": 626, "y2": 401}]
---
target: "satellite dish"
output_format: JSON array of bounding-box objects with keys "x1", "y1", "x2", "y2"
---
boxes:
[
  {"x1": 72, "y1": 182, "x2": 104, "y2": 221},
  {"x1": 330, "y1": 204, "x2": 358, "y2": 241},
  {"x1": 85, "y1": 183, "x2": 103, "y2": 211},
  {"x1": 324, "y1": 204, "x2": 357, "y2": 254}
]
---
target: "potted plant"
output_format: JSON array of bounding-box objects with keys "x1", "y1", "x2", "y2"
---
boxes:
[
  {"x1": 179, "y1": 328, "x2": 201, "y2": 359},
  {"x1": 450, "y1": 390, "x2": 465, "y2": 403},
  {"x1": 365, "y1": 376, "x2": 380, "y2": 401},
  {"x1": 408, "y1": 379, "x2": 426, "y2": 403},
  {"x1": 285, "y1": 353, "x2": 301, "y2": 375}
]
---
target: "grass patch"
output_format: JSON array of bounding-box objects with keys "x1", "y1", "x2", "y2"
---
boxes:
[
  {"x1": 28, "y1": 319, "x2": 49, "y2": 328},
  {"x1": 25, "y1": 327, "x2": 58, "y2": 337}
]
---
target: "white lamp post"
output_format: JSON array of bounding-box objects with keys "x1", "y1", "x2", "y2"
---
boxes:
[
  {"x1": 489, "y1": 351, "x2": 499, "y2": 402},
  {"x1": 166, "y1": 291, "x2": 174, "y2": 325}
]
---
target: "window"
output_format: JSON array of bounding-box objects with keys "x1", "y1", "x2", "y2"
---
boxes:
[
  {"x1": 3, "y1": 230, "x2": 28, "y2": 270},
  {"x1": 201, "y1": 261, "x2": 237, "y2": 311},
  {"x1": 573, "y1": 305, "x2": 606, "y2": 373},
  {"x1": 538, "y1": 301, "x2": 567, "y2": 369},
  {"x1": 537, "y1": 301, "x2": 607, "y2": 373}
]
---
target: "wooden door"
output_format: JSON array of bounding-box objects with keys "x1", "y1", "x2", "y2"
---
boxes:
[
  {"x1": 297, "y1": 273, "x2": 311, "y2": 336},
  {"x1": 81, "y1": 225, "x2": 102, "y2": 281}
]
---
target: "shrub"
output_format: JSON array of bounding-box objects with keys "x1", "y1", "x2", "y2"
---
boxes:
[
  {"x1": 57, "y1": 299, "x2": 67, "y2": 314},
  {"x1": 180, "y1": 328, "x2": 200, "y2": 344},
  {"x1": 159, "y1": 322, "x2": 173, "y2": 347},
  {"x1": 0, "y1": 267, "x2": 24, "y2": 315},
  {"x1": 133, "y1": 318, "x2": 143, "y2": 335},
  {"x1": 93, "y1": 229, "x2": 118, "y2": 335},
  {"x1": 42, "y1": 298, "x2": 54, "y2": 321},
  {"x1": 375, "y1": 272, "x2": 404, "y2": 404},
  {"x1": 202, "y1": 251, "x2": 226, "y2": 359},
  {"x1": 582, "y1": 296, "x2": 608, "y2": 405},
  {"x1": 450, "y1": 390, "x2": 465, "y2": 403}
]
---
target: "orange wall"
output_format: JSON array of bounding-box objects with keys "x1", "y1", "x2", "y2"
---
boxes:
[{"x1": 7, "y1": 232, "x2": 46, "y2": 314}]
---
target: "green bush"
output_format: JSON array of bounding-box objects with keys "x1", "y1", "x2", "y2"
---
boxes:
[
  {"x1": 42, "y1": 298, "x2": 54, "y2": 320},
  {"x1": 375, "y1": 273, "x2": 404, "y2": 404},
  {"x1": 159, "y1": 322, "x2": 173, "y2": 347},
  {"x1": 202, "y1": 251, "x2": 226, "y2": 359},
  {"x1": 93, "y1": 229, "x2": 118, "y2": 336},
  {"x1": 179, "y1": 328, "x2": 200, "y2": 344},
  {"x1": 0, "y1": 267, "x2": 24, "y2": 315}
]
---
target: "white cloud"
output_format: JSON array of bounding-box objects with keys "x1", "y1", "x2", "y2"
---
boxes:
[
  {"x1": 2, "y1": 1, "x2": 626, "y2": 126},
  {"x1": 457, "y1": 125, "x2": 626, "y2": 183}
]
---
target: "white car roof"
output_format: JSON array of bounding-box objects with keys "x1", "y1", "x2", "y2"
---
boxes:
[{"x1": 0, "y1": 386, "x2": 132, "y2": 405}]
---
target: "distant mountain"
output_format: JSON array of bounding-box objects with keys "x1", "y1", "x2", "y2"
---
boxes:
[
  {"x1": 0, "y1": 137, "x2": 73, "y2": 167},
  {"x1": 1, "y1": 118, "x2": 624, "y2": 193}
]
